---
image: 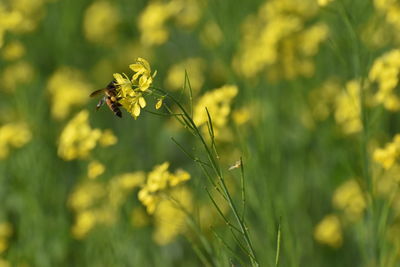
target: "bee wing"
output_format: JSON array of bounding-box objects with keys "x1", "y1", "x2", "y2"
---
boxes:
[{"x1": 90, "y1": 89, "x2": 105, "y2": 97}]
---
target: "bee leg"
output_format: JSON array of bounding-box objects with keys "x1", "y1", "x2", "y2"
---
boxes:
[{"x1": 96, "y1": 96, "x2": 106, "y2": 110}]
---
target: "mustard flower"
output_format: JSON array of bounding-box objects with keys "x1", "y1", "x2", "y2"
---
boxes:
[
  {"x1": 314, "y1": 214, "x2": 343, "y2": 248},
  {"x1": 0, "y1": 122, "x2": 32, "y2": 159},
  {"x1": 111, "y1": 58, "x2": 157, "y2": 119},
  {"x1": 57, "y1": 110, "x2": 116, "y2": 160},
  {"x1": 332, "y1": 179, "x2": 366, "y2": 222}
]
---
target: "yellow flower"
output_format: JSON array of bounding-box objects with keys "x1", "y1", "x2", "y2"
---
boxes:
[
  {"x1": 58, "y1": 110, "x2": 116, "y2": 160},
  {"x1": 1, "y1": 40, "x2": 25, "y2": 61},
  {"x1": 334, "y1": 80, "x2": 362, "y2": 135},
  {"x1": 193, "y1": 85, "x2": 238, "y2": 140},
  {"x1": 233, "y1": 0, "x2": 326, "y2": 80},
  {"x1": 314, "y1": 214, "x2": 342, "y2": 248},
  {"x1": 153, "y1": 186, "x2": 193, "y2": 245},
  {"x1": 83, "y1": 1, "x2": 120, "y2": 45},
  {"x1": 1, "y1": 60, "x2": 34, "y2": 92},
  {"x1": 155, "y1": 99, "x2": 163, "y2": 110},
  {"x1": 47, "y1": 67, "x2": 92, "y2": 120},
  {"x1": 0, "y1": 122, "x2": 32, "y2": 159},
  {"x1": 138, "y1": 162, "x2": 191, "y2": 214},
  {"x1": 99, "y1": 129, "x2": 118, "y2": 146},
  {"x1": 373, "y1": 134, "x2": 400, "y2": 169},
  {"x1": 129, "y1": 57, "x2": 153, "y2": 82},
  {"x1": 332, "y1": 179, "x2": 366, "y2": 221},
  {"x1": 369, "y1": 49, "x2": 400, "y2": 111},
  {"x1": 87, "y1": 160, "x2": 105, "y2": 179},
  {"x1": 112, "y1": 58, "x2": 156, "y2": 119},
  {"x1": 71, "y1": 211, "x2": 96, "y2": 239},
  {"x1": 164, "y1": 58, "x2": 205, "y2": 93}
]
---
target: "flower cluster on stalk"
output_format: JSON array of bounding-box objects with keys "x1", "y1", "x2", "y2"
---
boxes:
[{"x1": 113, "y1": 58, "x2": 157, "y2": 119}]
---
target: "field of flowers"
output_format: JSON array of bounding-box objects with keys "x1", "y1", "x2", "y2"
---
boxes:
[{"x1": 1, "y1": 0, "x2": 400, "y2": 266}]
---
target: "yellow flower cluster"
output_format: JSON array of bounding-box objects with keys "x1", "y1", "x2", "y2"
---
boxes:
[
  {"x1": 193, "y1": 85, "x2": 238, "y2": 140},
  {"x1": 334, "y1": 80, "x2": 362, "y2": 135},
  {"x1": 233, "y1": 0, "x2": 328, "y2": 80},
  {"x1": 369, "y1": 49, "x2": 400, "y2": 111},
  {"x1": 164, "y1": 58, "x2": 205, "y2": 93},
  {"x1": 83, "y1": 1, "x2": 120, "y2": 45},
  {"x1": 0, "y1": 0, "x2": 53, "y2": 47},
  {"x1": 373, "y1": 134, "x2": 400, "y2": 169},
  {"x1": 138, "y1": 0, "x2": 202, "y2": 46},
  {"x1": 113, "y1": 58, "x2": 157, "y2": 119},
  {"x1": 1, "y1": 40, "x2": 25, "y2": 61},
  {"x1": 153, "y1": 186, "x2": 192, "y2": 245},
  {"x1": 58, "y1": 110, "x2": 117, "y2": 161},
  {"x1": 314, "y1": 214, "x2": 342, "y2": 248},
  {"x1": 332, "y1": 179, "x2": 366, "y2": 222},
  {"x1": 69, "y1": 172, "x2": 144, "y2": 239},
  {"x1": 0, "y1": 122, "x2": 31, "y2": 159},
  {"x1": 0, "y1": 61, "x2": 34, "y2": 92},
  {"x1": 87, "y1": 160, "x2": 105, "y2": 179},
  {"x1": 47, "y1": 67, "x2": 92, "y2": 120},
  {"x1": 309, "y1": 79, "x2": 341, "y2": 122},
  {"x1": 0, "y1": 222, "x2": 12, "y2": 254},
  {"x1": 137, "y1": 162, "x2": 192, "y2": 245},
  {"x1": 138, "y1": 162, "x2": 190, "y2": 214},
  {"x1": 374, "y1": 0, "x2": 400, "y2": 31}
]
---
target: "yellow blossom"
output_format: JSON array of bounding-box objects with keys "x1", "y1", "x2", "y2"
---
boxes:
[
  {"x1": 373, "y1": 134, "x2": 400, "y2": 169},
  {"x1": 193, "y1": 85, "x2": 238, "y2": 140},
  {"x1": 318, "y1": 0, "x2": 334, "y2": 7},
  {"x1": 155, "y1": 99, "x2": 163, "y2": 110},
  {"x1": 71, "y1": 210, "x2": 96, "y2": 239},
  {"x1": 87, "y1": 160, "x2": 105, "y2": 179},
  {"x1": 369, "y1": 49, "x2": 400, "y2": 111},
  {"x1": 98, "y1": 129, "x2": 118, "y2": 146},
  {"x1": 233, "y1": 0, "x2": 327, "y2": 80},
  {"x1": 0, "y1": 122, "x2": 32, "y2": 159},
  {"x1": 83, "y1": 1, "x2": 120, "y2": 45},
  {"x1": 334, "y1": 80, "x2": 362, "y2": 135},
  {"x1": 200, "y1": 21, "x2": 223, "y2": 48},
  {"x1": 1, "y1": 40, "x2": 25, "y2": 61},
  {"x1": 332, "y1": 179, "x2": 366, "y2": 221},
  {"x1": 113, "y1": 58, "x2": 156, "y2": 119},
  {"x1": 137, "y1": 1, "x2": 181, "y2": 46},
  {"x1": 47, "y1": 67, "x2": 92, "y2": 120},
  {"x1": 138, "y1": 162, "x2": 191, "y2": 214},
  {"x1": 58, "y1": 110, "x2": 115, "y2": 160},
  {"x1": 164, "y1": 58, "x2": 205, "y2": 93},
  {"x1": 153, "y1": 186, "x2": 193, "y2": 245},
  {"x1": 314, "y1": 214, "x2": 343, "y2": 248},
  {"x1": 1, "y1": 61, "x2": 34, "y2": 92}
]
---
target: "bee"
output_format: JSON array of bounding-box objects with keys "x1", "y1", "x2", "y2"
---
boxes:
[{"x1": 90, "y1": 81, "x2": 122, "y2": 117}]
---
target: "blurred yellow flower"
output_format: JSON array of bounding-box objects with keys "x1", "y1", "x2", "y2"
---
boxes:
[
  {"x1": 138, "y1": 1, "x2": 181, "y2": 46},
  {"x1": 164, "y1": 58, "x2": 205, "y2": 93},
  {"x1": 47, "y1": 67, "x2": 92, "y2": 120},
  {"x1": 83, "y1": 1, "x2": 120, "y2": 45},
  {"x1": 318, "y1": 0, "x2": 334, "y2": 7},
  {"x1": 153, "y1": 186, "x2": 193, "y2": 245},
  {"x1": 193, "y1": 85, "x2": 238, "y2": 140},
  {"x1": 0, "y1": 122, "x2": 32, "y2": 159},
  {"x1": 369, "y1": 49, "x2": 400, "y2": 111},
  {"x1": 58, "y1": 110, "x2": 116, "y2": 160},
  {"x1": 69, "y1": 171, "x2": 143, "y2": 239},
  {"x1": 1, "y1": 61, "x2": 34, "y2": 92},
  {"x1": 87, "y1": 160, "x2": 105, "y2": 179},
  {"x1": 314, "y1": 214, "x2": 343, "y2": 248},
  {"x1": 373, "y1": 134, "x2": 400, "y2": 169},
  {"x1": 200, "y1": 21, "x2": 223, "y2": 48},
  {"x1": 98, "y1": 129, "x2": 118, "y2": 146},
  {"x1": 71, "y1": 210, "x2": 96, "y2": 239},
  {"x1": 233, "y1": 0, "x2": 327, "y2": 80},
  {"x1": 1, "y1": 40, "x2": 25, "y2": 61},
  {"x1": 334, "y1": 80, "x2": 362, "y2": 135},
  {"x1": 0, "y1": 258, "x2": 10, "y2": 267},
  {"x1": 138, "y1": 162, "x2": 191, "y2": 214},
  {"x1": 332, "y1": 179, "x2": 366, "y2": 222}
]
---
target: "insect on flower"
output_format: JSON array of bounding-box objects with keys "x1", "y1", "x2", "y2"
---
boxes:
[{"x1": 90, "y1": 80, "x2": 122, "y2": 117}]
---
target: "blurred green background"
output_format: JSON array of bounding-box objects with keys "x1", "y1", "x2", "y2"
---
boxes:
[{"x1": 1, "y1": 0, "x2": 400, "y2": 266}]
